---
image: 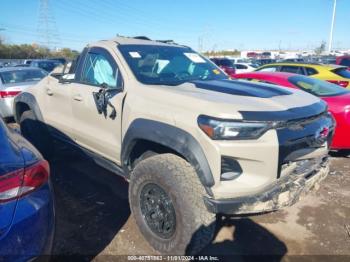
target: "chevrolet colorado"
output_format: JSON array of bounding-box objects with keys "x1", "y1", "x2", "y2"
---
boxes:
[{"x1": 14, "y1": 36, "x2": 334, "y2": 254}]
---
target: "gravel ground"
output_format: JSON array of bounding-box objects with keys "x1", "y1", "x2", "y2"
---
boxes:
[
  {"x1": 7, "y1": 123, "x2": 350, "y2": 261},
  {"x1": 47, "y1": 147, "x2": 350, "y2": 261}
]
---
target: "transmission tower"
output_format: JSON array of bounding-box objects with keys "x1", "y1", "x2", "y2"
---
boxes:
[{"x1": 37, "y1": 0, "x2": 61, "y2": 49}]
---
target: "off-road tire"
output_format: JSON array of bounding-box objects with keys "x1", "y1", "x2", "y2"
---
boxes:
[
  {"x1": 129, "y1": 153, "x2": 216, "y2": 255},
  {"x1": 19, "y1": 110, "x2": 53, "y2": 160}
]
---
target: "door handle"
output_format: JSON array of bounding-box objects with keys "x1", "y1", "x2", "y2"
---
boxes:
[
  {"x1": 46, "y1": 88, "x2": 53, "y2": 96},
  {"x1": 73, "y1": 94, "x2": 83, "y2": 101}
]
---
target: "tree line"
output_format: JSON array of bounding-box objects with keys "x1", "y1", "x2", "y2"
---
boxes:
[
  {"x1": 203, "y1": 50, "x2": 241, "y2": 57},
  {"x1": 0, "y1": 37, "x2": 79, "y2": 60}
]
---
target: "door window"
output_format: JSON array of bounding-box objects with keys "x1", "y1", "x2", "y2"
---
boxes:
[
  {"x1": 280, "y1": 66, "x2": 304, "y2": 75},
  {"x1": 305, "y1": 67, "x2": 318, "y2": 76},
  {"x1": 81, "y1": 50, "x2": 121, "y2": 88},
  {"x1": 236, "y1": 64, "x2": 248, "y2": 69}
]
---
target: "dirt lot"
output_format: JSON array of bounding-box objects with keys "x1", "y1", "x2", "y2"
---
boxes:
[
  {"x1": 7, "y1": 124, "x2": 350, "y2": 261},
  {"x1": 46, "y1": 147, "x2": 349, "y2": 261}
]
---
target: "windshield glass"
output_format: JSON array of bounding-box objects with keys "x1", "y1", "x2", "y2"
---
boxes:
[
  {"x1": 118, "y1": 45, "x2": 227, "y2": 85},
  {"x1": 0, "y1": 69, "x2": 47, "y2": 84},
  {"x1": 288, "y1": 75, "x2": 349, "y2": 97}
]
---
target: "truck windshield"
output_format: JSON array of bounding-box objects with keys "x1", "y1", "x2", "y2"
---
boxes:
[{"x1": 118, "y1": 44, "x2": 227, "y2": 85}]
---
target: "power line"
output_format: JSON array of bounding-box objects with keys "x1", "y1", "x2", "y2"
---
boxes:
[
  {"x1": 0, "y1": 22, "x2": 106, "y2": 41},
  {"x1": 4, "y1": 28, "x2": 86, "y2": 44},
  {"x1": 4, "y1": 0, "x2": 201, "y2": 48},
  {"x1": 55, "y1": 0, "x2": 199, "y2": 38}
]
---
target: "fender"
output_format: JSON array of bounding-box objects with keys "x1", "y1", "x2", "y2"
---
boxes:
[
  {"x1": 13, "y1": 93, "x2": 44, "y2": 123},
  {"x1": 121, "y1": 119, "x2": 215, "y2": 188}
]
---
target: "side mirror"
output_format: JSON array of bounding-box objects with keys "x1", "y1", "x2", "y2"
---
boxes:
[
  {"x1": 92, "y1": 83, "x2": 122, "y2": 120},
  {"x1": 59, "y1": 73, "x2": 75, "y2": 84},
  {"x1": 50, "y1": 72, "x2": 63, "y2": 79}
]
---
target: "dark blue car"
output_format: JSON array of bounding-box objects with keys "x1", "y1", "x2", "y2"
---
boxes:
[{"x1": 0, "y1": 119, "x2": 54, "y2": 261}]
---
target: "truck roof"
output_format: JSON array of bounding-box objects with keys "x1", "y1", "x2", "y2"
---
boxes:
[{"x1": 91, "y1": 36, "x2": 187, "y2": 48}]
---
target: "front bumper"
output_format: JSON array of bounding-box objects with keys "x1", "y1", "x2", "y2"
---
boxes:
[{"x1": 204, "y1": 157, "x2": 329, "y2": 215}]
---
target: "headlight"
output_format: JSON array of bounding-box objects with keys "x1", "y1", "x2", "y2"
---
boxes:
[{"x1": 198, "y1": 115, "x2": 272, "y2": 140}]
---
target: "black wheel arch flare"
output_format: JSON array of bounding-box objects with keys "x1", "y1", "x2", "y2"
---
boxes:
[
  {"x1": 13, "y1": 93, "x2": 44, "y2": 123},
  {"x1": 121, "y1": 119, "x2": 215, "y2": 189}
]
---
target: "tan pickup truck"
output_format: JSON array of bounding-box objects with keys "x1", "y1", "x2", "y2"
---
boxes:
[{"x1": 14, "y1": 36, "x2": 334, "y2": 255}]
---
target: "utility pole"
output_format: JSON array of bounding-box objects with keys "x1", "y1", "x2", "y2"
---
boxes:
[
  {"x1": 37, "y1": 0, "x2": 60, "y2": 49},
  {"x1": 198, "y1": 36, "x2": 203, "y2": 53},
  {"x1": 328, "y1": 0, "x2": 337, "y2": 53},
  {"x1": 278, "y1": 40, "x2": 282, "y2": 52}
]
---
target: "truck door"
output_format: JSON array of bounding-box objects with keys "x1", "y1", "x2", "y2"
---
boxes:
[
  {"x1": 69, "y1": 46, "x2": 125, "y2": 164},
  {"x1": 39, "y1": 62, "x2": 74, "y2": 140}
]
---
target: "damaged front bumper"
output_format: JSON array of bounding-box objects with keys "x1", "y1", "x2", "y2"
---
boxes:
[{"x1": 204, "y1": 157, "x2": 329, "y2": 215}]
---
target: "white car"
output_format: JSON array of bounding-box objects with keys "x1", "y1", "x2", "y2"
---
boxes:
[
  {"x1": 230, "y1": 58, "x2": 249, "y2": 64},
  {"x1": 0, "y1": 67, "x2": 47, "y2": 119},
  {"x1": 234, "y1": 63, "x2": 257, "y2": 74}
]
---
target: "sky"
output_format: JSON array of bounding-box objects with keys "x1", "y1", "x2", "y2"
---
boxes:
[{"x1": 0, "y1": 0, "x2": 349, "y2": 52}]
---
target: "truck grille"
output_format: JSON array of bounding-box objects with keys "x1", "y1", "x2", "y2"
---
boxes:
[
  {"x1": 276, "y1": 112, "x2": 334, "y2": 178},
  {"x1": 280, "y1": 156, "x2": 329, "y2": 178}
]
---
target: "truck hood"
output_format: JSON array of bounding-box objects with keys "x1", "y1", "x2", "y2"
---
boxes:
[{"x1": 147, "y1": 79, "x2": 326, "y2": 121}]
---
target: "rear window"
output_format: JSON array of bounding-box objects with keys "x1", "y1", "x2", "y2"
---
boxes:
[
  {"x1": 288, "y1": 75, "x2": 349, "y2": 97},
  {"x1": 0, "y1": 69, "x2": 47, "y2": 84},
  {"x1": 333, "y1": 68, "x2": 350, "y2": 79},
  {"x1": 216, "y1": 59, "x2": 234, "y2": 67},
  {"x1": 236, "y1": 64, "x2": 247, "y2": 69}
]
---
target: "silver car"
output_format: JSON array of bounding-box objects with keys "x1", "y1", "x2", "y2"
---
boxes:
[{"x1": 0, "y1": 67, "x2": 47, "y2": 119}]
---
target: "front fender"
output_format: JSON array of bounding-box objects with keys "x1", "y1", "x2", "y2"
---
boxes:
[{"x1": 121, "y1": 119, "x2": 215, "y2": 188}]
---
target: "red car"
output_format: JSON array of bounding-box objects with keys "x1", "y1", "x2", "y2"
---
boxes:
[
  {"x1": 336, "y1": 56, "x2": 350, "y2": 70},
  {"x1": 210, "y1": 58, "x2": 236, "y2": 77},
  {"x1": 234, "y1": 72, "x2": 350, "y2": 150}
]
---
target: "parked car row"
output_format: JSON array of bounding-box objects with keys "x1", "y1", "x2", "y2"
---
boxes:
[
  {"x1": 210, "y1": 57, "x2": 258, "y2": 76},
  {"x1": 255, "y1": 62, "x2": 350, "y2": 88},
  {"x1": 211, "y1": 54, "x2": 350, "y2": 71},
  {"x1": 1, "y1": 58, "x2": 65, "y2": 73}
]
